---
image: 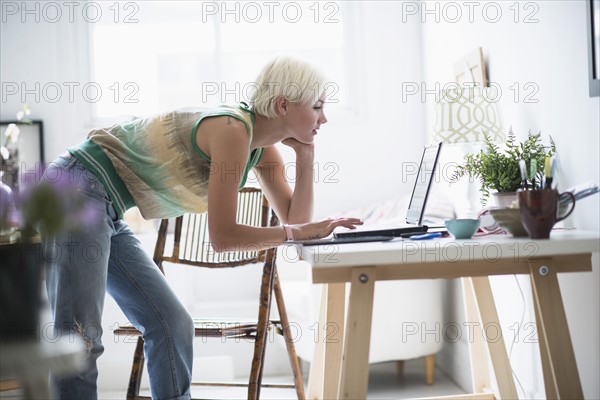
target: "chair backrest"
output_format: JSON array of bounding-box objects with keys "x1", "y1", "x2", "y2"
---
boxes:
[{"x1": 153, "y1": 187, "x2": 278, "y2": 272}]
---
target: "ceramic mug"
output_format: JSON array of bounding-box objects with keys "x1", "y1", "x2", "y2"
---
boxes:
[{"x1": 518, "y1": 189, "x2": 576, "y2": 239}]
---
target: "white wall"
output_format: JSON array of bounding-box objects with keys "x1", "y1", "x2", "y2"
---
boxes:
[
  {"x1": 284, "y1": 1, "x2": 427, "y2": 218},
  {"x1": 420, "y1": 0, "x2": 600, "y2": 397},
  {"x1": 0, "y1": 9, "x2": 93, "y2": 159}
]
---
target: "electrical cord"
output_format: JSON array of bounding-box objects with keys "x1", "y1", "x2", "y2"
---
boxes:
[{"x1": 509, "y1": 274, "x2": 527, "y2": 398}]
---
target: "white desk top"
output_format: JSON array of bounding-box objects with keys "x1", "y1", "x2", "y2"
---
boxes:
[
  {"x1": 294, "y1": 230, "x2": 600, "y2": 269},
  {"x1": 0, "y1": 336, "x2": 86, "y2": 379}
]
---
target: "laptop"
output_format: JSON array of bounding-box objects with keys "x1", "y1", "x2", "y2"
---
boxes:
[{"x1": 291, "y1": 142, "x2": 443, "y2": 246}]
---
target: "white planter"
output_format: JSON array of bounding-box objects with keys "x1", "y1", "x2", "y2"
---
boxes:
[{"x1": 492, "y1": 191, "x2": 517, "y2": 208}]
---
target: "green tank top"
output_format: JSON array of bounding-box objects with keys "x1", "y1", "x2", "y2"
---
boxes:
[{"x1": 68, "y1": 104, "x2": 263, "y2": 219}]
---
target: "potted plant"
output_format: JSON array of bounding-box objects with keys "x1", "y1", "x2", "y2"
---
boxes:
[
  {"x1": 0, "y1": 106, "x2": 101, "y2": 341},
  {"x1": 0, "y1": 171, "x2": 103, "y2": 341},
  {"x1": 452, "y1": 129, "x2": 556, "y2": 207}
]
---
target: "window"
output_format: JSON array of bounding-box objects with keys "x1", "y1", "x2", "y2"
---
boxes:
[{"x1": 90, "y1": 1, "x2": 349, "y2": 120}]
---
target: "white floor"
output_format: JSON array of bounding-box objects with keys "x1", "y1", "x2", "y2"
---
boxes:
[{"x1": 98, "y1": 358, "x2": 466, "y2": 399}]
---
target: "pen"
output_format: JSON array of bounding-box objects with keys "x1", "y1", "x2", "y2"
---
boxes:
[
  {"x1": 544, "y1": 156, "x2": 552, "y2": 189},
  {"x1": 530, "y1": 159, "x2": 537, "y2": 190},
  {"x1": 549, "y1": 156, "x2": 557, "y2": 189},
  {"x1": 519, "y1": 159, "x2": 528, "y2": 190},
  {"x1": 409, "y1": 232, "x2": 443, "y2": 240}
]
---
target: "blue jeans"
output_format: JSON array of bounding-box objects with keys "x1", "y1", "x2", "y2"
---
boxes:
[{"x1": 41, "y1": 153, "x2": 194, "y2": 400}]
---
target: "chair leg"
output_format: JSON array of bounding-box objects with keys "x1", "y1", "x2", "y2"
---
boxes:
[
  {"x1": 396, "y1": 360, "x2": 405, "y2": 377},
  {"x1": 127, "y1": 337, "x2": 145, "y2": 400},
  {"x1": 248, "y1": 252, "x2": 276, "y2": 400},
  {"x1": 0, "y1": 379, "x2": 20, "y2": 391},
  {"x1": 424, "y1": 354, "x2": 436, "y2": 385},
  {"x1": 274, "y1": 271, "x2": 306, "y2": 400}
]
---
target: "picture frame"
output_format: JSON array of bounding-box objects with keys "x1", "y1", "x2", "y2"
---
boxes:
[
  {"x1": 587, "y1": 0, "x2": 600, "y2": 97},
  {"x1": 0, "y1": 120, "x2": 45, "y2": 189},
  {"x1": 453, "y1": 47, "x2": 488, "y2": 87}
]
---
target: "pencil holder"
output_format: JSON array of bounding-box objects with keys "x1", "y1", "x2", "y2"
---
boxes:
[{"x1": 518, "y1": 189, "x2": 576, "y2": 239}]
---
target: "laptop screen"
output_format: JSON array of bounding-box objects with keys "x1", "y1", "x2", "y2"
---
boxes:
[{"x1": 405, "y1": 142, "x2": 443, "y2": 225}]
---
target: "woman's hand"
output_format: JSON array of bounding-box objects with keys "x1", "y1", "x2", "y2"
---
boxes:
[
  {"x1": 282, "y1": 137, "x2": 314, "y2": 155},
  {"x1": 291, "y1": 218, "x2": 363, "y2": 241}
]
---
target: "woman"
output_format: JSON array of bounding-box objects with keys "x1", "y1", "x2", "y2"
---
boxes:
[{"x1": 41, "y1": 55, "x2": 362, "y2": 399}]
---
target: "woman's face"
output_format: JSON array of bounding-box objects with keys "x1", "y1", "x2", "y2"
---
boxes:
[{"x1": 284, "y1": 93, "x2": 328, "y2": 144}]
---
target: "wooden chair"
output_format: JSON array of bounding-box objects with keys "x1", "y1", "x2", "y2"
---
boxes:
[{"x1": 114, "y1": 188, "x2": 305, "y2": 400}]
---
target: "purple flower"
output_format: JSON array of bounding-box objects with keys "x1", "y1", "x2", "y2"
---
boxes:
[
  {"x1": 5, "y1": 164, "x2": 103, "y2": 239},
  {"x1": 0, "y1": 182, "x2": 18, "y2": 234}
]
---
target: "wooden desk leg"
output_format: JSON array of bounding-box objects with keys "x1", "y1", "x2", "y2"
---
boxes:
[
  {"x1": 308, "y1": 283, "x2": 346, "y2": 400},
  {"x1": 529, "y1": 260, "x2": 584, "y2": 399},
  {"x1": 462, "y1": 277, "x2": 491, "y2": 393},
  {"x1": 532, "y1": 285, "x2": 558, "y2": 399},
  {"x1": 308, "y1": 285, "x2": 328, "y2": 399},
  {"x1": 324, "y1": 283, "x2": 346, "y2": 399},
  {"x1": 339, "y1": 267, "x2": 376, "y2": 400},
  {"x1": 470, "y1": 276, "x2": 519, "y2": 399}
]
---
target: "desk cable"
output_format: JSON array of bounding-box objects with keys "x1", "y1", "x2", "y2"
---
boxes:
[{"x1": 509, "y1": 274, "x2": 527, "y2": 398}]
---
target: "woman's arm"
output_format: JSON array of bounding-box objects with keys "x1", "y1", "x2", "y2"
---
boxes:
[
  {"x1": 202, "y1": 117, "x2": 361, "y2": 252},
  {"x1": 254, "y1": 140, "x2": 314, "y2": 225},
  {"x1": 284, "y1": 138, "x2": 315, "y2": 223},
  {"x1": 203, "y1": 117, "x2": 286, "y2": 252}
]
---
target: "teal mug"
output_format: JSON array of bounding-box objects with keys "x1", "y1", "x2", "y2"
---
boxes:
[{"x1": 518, "y1": 189, "x2": 576, "y2": 239}]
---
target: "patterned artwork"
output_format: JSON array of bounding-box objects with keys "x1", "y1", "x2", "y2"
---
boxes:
[{"x1": 433, "y1": 87, "x2": 504, "y2": 144}]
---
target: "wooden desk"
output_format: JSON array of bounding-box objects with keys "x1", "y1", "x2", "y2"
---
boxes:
[{"x1": 296, "y1": 230, "x2": 599, "y2": 399}]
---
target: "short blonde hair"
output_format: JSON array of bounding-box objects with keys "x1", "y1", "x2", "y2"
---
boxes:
[{"x1": 249, "y1": 55, "x2": 327, "y2": 118}]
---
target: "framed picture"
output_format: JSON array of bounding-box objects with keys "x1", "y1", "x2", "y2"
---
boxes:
[
  {"x1": 0, "y1": 120, "x2": 45, "y2": 189},
  {"x1": 453, "y1": 47, "x2": 488, "y2": 87},
  {"x1": 587, "y1": 0, "x2": 600, "y2": 97}
]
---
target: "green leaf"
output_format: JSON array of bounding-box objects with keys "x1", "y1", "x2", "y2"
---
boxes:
[{"x1": 452, "y1": 129, "x2": 556, "y2": 203}]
